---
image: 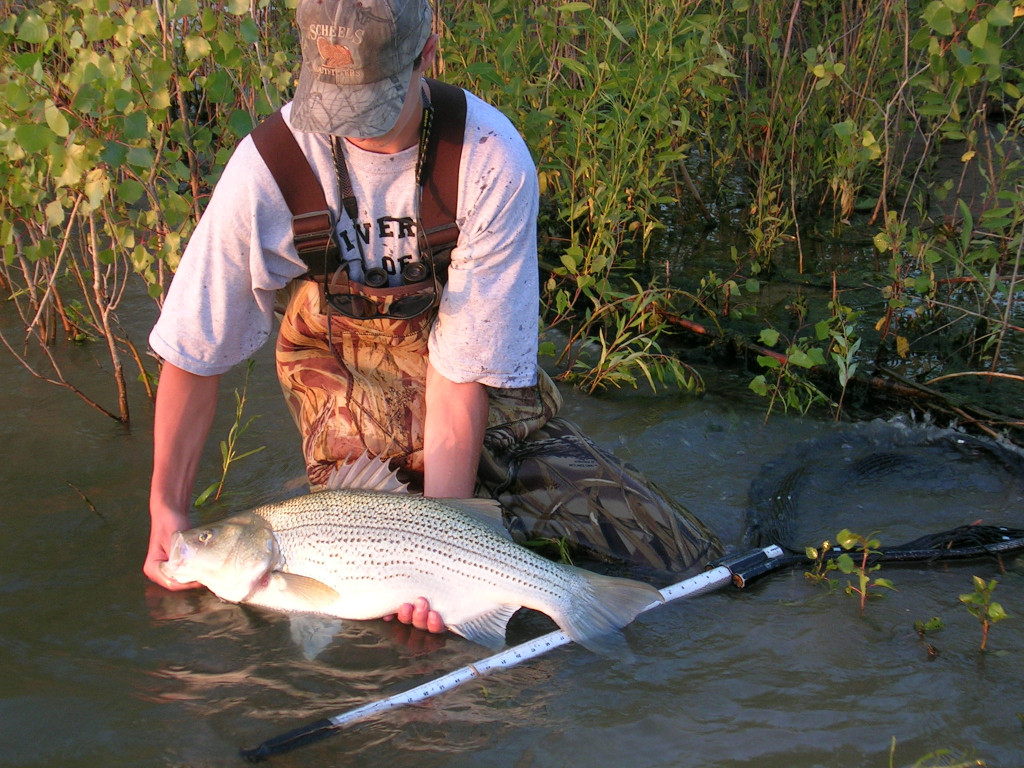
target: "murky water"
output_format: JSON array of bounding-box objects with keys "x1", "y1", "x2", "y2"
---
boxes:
[{"x1": 2, "y1": 300, "x2": 1023, "y2": 768}]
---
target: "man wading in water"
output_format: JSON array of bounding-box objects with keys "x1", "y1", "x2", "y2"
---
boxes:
[{"x1": 145, "y1": 0, "x2": 720, "y2": 633}]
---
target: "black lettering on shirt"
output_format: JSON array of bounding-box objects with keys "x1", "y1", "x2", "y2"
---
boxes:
[
  {"x1": 338, "y1": 224, "x2": 371, "y2": 250},
  {"x1": 377, "y1": 216, "x2": 416, "y2": 239}
]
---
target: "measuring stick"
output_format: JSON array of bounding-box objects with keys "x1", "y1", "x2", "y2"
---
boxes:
[{"x1": 240, "y1": 548, "x2": 783, "y2": 762}]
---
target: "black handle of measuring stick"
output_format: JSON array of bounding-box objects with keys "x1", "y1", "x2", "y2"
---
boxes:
[
  {"x1": 240, "y1": 718, "x2": 337, "y2": 762},
  {"x1": 710, "y1": 545, "x2": 799, "y2": 588}
]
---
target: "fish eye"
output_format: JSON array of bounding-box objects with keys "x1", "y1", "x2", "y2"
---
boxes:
[{"x1": 197, "y1": 530, "x2": 212, "y2": 543}]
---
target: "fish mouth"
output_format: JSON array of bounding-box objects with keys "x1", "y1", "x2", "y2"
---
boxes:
[{"x1": 160, "y1": 532, "x2": 194, "y2": 583}]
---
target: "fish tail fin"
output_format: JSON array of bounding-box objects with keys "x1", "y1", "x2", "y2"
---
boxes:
[{"x1": 558, "y1": 569, "x2": 663, "y2": 655}]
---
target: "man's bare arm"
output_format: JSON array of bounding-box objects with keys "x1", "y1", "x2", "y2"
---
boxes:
[{"x1": 144, "y1": 363, "x2": 220, "y2": 589}]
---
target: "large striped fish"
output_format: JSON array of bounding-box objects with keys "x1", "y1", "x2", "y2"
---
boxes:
[{"x1": 160, "y1": 458, "x2": 661, "y2": 652}]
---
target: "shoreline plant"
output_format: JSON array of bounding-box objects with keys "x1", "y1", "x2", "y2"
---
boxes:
[
  {"x1": 959, "y1": 574, "x2": 1009, "y2": 650},
  {"x1": 804, "y1": 529, "x2": 896, "y2": 612},
  {"x1": 0, "y1": 0, "x2": 1022, "y2": 441}
]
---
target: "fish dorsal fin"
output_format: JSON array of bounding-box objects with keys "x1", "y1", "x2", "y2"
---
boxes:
[
  {"x1": 448, "y1": 605, "x2": 519, "y2": 649},
  {"x1": 323, "y1": 451, "x2": 409, "y2": 493},
  {"x1": 443, "y1": 498, "x2": 510, "y2": 539}
]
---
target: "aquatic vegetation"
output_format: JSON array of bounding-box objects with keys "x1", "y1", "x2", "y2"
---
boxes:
[
  {"x1": 551, "y1": 280, "x2": 703, "y2": 395},
  {"x1": 834, "y1": 529, "x2": 897, "y2": 613},
  {"x1": 959, "y1": 575, "x2": 1009, "y2": 651},
  {"x1": 749, "y1": 325, "x2": 830, "y2": 417},
  {"x1": 804, "y1": 529, "x2": 896, "y2": 612},
  {"x1": 888, "y1": 737, "x2": 986, "y2": 768},
  {"x1": 194, "y1": 359, "x2": 265, "y2": 507},
  {"x1": 914, "y1": 615, "x2": 944, "y2": 659}
]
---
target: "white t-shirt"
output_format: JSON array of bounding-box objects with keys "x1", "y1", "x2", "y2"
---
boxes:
[{"x1": 149, "y1": 87, "x2": 540, "y2": 388}]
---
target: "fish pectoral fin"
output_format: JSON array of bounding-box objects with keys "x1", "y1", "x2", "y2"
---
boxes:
[
  {"x1": 448, "y1": 605, "x2": 520, "y2": 649},
  {"x1": 263, "y1": 572, "x2": 341, "y2": 612}
]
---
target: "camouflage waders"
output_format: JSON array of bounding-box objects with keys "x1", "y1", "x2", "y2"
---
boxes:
[{"x1": 275, "y1": 272, "x2": 721, "y2": 577}]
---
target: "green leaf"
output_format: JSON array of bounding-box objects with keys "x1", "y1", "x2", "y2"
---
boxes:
[
  {"x1": 966, "y1": 19, "x2": 989, "y2": 48},
  {"x1": 194, "y1": 482, "x2": 218, "y2": 507},
  {"x1": 45, "y1": 199, "x2": 64, "y2": 228},
  {"x1": 15, "y1": 123, "x2": 55, "y2": 153},
  {"x1": 958, "y1": 198, "x2": 974, "y2": 253},
  {"x1": 556, "y1": 2, "x2": 592, "y2": 13},
  {"x1": 117, "y1": 179, "x2": 145, "y2": 204},
  {"x1": 84, "y1": 168, "x2": 109, "y2": 209},
  {"x1": 184, "y1": 34, "x2": 212, "y2": 62},
  {"x1": 5, "y1": 81, "x2": 32, "y2": 112},
  {"x1": 922, "y1": 2, "x2": 955, "y2": 35},
  {"x1": 44, "y1": 102, "x2": 71, "y2": 138},
  {"x1": 233, "y1": 446, "x2": 266, "y2": 461},
  {"x1": 787, "y1": 348, "x2": 817, "y2": 368},
  {"x1": 759, "y1": 328, "x2": 780, "y2": 346},
  {"x1": 975, "y1": 40, "x2": 1001, "y2": 68},
  {"x1": 17, "y1": 12, "x2": 49, "y2": 44},
  {"x1": 12, "y1": 51, "x2": 41, "y2": 72},
  {"x1": 100, "y1": 141, "x2": 128, "y2": 167},
  {"x1": 170, "y1": 0, "x2": 200, "y2": 19},
  {"x1": 240, "y1": 17, "x2": 260, "y2": 44},
  {"x1": 227, "y1": 0, "x2": 249, "y2": 14},
  {"x1": 202, "y1": 69, "x2": 235, "y2": 103},
  {"x1": 126, "y1": 146, "x2": 155, "y2": 169},
  {"x1": 83, "y1": 13, "x2": 116, "y2": 41},
  {"x1": 556, "y1": 55, "x2": 590, "y2": 82},
  {"x1": 988, "y1": 602, "x2": 1008, "y2": 621},
  {"x1": 986, "y1": 0, "x2": 1014, "y2": 26},
  {"x1": 555, "y1": 289, "x2": 569, "y2": 315},
  {"x1": 600, "y1": 16, "x2": 628, "y2": 45},
  {"x1": 122, "y1": 111, "x2": 150, "y2": 141},
  {"x1": 227, "y1": 109, "x2": 254, "y2": 137}
]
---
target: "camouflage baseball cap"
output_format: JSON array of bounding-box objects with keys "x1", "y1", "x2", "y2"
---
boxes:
[{"x1": 291, "y1": 0, "x2": 432, "y2": 138}]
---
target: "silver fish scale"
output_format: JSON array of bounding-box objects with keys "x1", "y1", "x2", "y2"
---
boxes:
[{"x1": 249, "y1": 490, "x2": 576, "y2": 608}]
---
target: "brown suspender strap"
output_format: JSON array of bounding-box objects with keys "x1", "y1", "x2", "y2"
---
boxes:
[
  {"x1": 420, "y1": 79, "x2": 466, "y2": 263},
  {"x1": 249, "y1": 81, "x2": 467, "y2": 278},
  {"x1": 250, "y1": 110, "x2": 343, "y2": 276}
]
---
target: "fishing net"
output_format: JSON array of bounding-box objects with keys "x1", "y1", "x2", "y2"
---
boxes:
[{"x1": 739, "y1": 419, "x2": 1024, "y2": 574}]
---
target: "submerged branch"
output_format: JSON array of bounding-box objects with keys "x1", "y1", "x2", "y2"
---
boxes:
[{"x1": 0, "y1": 328, "x2": 123, "y2": 423}]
